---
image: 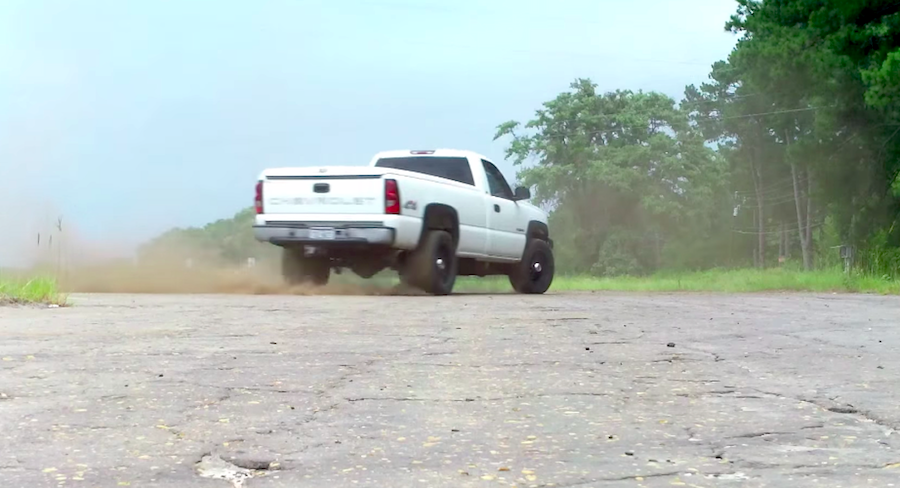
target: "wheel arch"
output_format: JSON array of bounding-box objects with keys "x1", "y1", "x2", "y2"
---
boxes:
[
  {"x1": 526, "y1": 220, "x2": 552, "y2": 249},
  {"x1": 418, "y1": 204, "x2": 460, "y2": 249}
]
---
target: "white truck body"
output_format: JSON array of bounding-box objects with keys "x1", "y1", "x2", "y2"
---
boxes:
[
  {"x1": 254, "y1": 149, "x2": 547, "y2": 261},
  {"x1": 253, "y1": 149, "x2": 554, "y2": 294}
]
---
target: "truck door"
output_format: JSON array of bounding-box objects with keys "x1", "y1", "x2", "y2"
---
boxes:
[{"x1": 481, "y1": 159, "x2": 527, "y2": 259}]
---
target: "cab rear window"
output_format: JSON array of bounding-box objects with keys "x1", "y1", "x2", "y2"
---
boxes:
[{"x1": 374, "y1": 157, "x2": 475, "y2": 186}]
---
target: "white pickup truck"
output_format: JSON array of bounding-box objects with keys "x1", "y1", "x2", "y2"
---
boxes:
[{"x1": 252, "y1": 149, "x2": 554, "y2": 295}]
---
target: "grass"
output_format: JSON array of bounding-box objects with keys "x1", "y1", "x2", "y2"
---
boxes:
[
  {"x1": 4, "y1": 265, "x2": 895, "y2": 303},
  {"x1": 0, "y1": 275, "x2": 66, "y2": 305},
  {"x1": 452, "y1": 266, "x2": 900, "y2": 294}
]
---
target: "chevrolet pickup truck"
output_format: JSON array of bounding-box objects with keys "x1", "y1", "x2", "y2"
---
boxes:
[{"x1": 252, "y1": 149, "x2": 554, "y2": 295}]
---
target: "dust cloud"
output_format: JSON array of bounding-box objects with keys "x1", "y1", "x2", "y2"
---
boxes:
[
  {"x1": 1, "y1": 160, "x2": 411, "y2": 296},
  {"x1": 24, "y1": 236, "x2": 417, "y2": 296},
  {"x1": 3, "y1": 203, "x2": 416, "y2": 297},
  {"x1": 58, "y1": 258, "x2": 422, "y2": 296}
]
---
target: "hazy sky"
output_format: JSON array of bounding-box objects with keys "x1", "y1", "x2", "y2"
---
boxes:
[{"x1": 0, "y1": 0, "x2": 739, "y2": 264}]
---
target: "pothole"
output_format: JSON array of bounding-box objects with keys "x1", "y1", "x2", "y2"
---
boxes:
[
  {"x1": 195, "y1": 451, "x2": 281, "y2": 487},
  {"x1": 195, "y1": 454, "x2": 253, "y2": 487}
]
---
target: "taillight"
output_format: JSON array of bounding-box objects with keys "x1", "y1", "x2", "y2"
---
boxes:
[
  {"x1": 254, "y1": 180, "x2": 263, "y2": 214},
  {"x1": 384, "y1": 178, "x2": 400, "y2": 214}
]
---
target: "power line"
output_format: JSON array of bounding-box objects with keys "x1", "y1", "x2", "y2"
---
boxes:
[
  {"x1": 735, "y1": 171, "x2": 817, "y2": 205},
  {"x1": 681, "y1": 88, "x2": 809, "y2": 108},
  {"x1": 733, "y1": 176, "x2": 798, "y2": 197},
  {"x1": 724, "y1": 105, "x2": 836, "y2": 120},
  {"x1": 746, "y1": 194, "x2": 810, "y2": 207},
  {"x1": 731, "y1": 220, "x2": 825, "y2": 235},
  {"x1": 739, "y1": 191, "x2": 800, "y2": 204}
]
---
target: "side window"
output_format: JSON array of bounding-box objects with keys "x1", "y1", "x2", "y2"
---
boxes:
[{"x1": 481, "y1": 160, "x2": 514, "y2": 199}]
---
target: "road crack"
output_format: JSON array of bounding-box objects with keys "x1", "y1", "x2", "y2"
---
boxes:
[
  {"x1": 346, "y1": 392, "x2": 612, "y2": 403},
  {"x1": 728, "y1": 430, "x2": 795, "y2": 440},
  {"x1": 748, "y1": 387, "x2": 900, "y2": 430},
  {"x1": 537, "y1": 470, "x2": 684, "y2": 487}
]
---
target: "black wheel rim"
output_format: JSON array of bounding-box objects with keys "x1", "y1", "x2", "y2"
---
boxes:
[{"x1": 529, "y1": 250, "x2": 546, "y2": 283}]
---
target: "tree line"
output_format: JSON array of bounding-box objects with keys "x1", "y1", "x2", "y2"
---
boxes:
[{"x1": 141, "y1": 0, "x2": 900, "y2": 276}]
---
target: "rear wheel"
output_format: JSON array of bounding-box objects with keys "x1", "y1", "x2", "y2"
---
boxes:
[
  {"x1": 509, "y1": 239, "x2": 554, "y2": 294},
  {"x1": 403, "y1": 230, "x2": 457, "y2": 295},
  {"x1": 281, "y1": 248, "x2": 330, "y2": 286}
]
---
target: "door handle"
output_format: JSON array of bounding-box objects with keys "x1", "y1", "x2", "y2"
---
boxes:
[{"x1": 494, "y1": 204, "x2": 500, "y2": 212}]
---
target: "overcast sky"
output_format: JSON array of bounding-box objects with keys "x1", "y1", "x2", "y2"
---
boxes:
[{"x1": 0, "y1": 0, "x2": 739, "y2": 265}]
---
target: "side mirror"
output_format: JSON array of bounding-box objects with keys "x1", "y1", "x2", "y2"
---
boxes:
[{"x1": 513, "y1": 186, "x2": 531, "y2": 201}]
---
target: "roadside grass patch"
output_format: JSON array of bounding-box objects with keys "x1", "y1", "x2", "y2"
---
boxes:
[
  {"x1": 0, "y1": 276, "x2": 66, "y2": 305},
  {"x1": 452, "y1": 267, "x2": 900, "y2": 294}
]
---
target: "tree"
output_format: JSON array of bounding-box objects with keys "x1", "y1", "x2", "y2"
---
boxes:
[
  {"x1": 723, "y1": 0, "x2": 900, "y2": 267},
  {"x1": 495, "y1": 79, "x2": 727, "y2": 275},
  {"x1": 683, "y1": 60, "x2": 791, "y2": 268},
  {"x1": 138, "y1": 207, "x2": 279, "y2": 266}
]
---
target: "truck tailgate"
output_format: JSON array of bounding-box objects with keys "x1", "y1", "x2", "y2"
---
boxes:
[{"x1": 262, "y1": 169, "x2": 387, "y2": 215}]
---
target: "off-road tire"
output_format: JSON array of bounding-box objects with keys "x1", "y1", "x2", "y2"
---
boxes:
[
  {"x1": 403, "y1": 230, "x2": 457, "y2": 295},
  {"x1": 509, "y1": 239, "x2": 554, "y2": 294},
  {"x1": 281, "y1": 248, "x2": 330, "y2": 286}
]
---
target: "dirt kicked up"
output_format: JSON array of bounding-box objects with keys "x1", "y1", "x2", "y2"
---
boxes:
[
  {"x1": 53, "y1": 260, "x2": 425, "y2": 296},
  {"x1": 1, "y1": 291, "x2": 899, "y2": 487}
]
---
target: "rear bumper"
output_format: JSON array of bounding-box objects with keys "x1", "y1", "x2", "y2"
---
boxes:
[
  {"x1": 254, "y1": 223, "x2": 395, "y2": 246},
  {"x1": 254, "y1": 214, "x2": 421, "y2": 249}
]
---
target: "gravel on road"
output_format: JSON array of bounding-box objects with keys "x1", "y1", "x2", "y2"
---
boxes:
[{"x1": 1, "y1": 292, "x2": 899, "y2": 488}]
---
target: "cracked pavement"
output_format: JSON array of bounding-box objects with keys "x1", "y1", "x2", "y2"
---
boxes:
[{"x1": 1, "y1": 291, "x2": 899, "y2": 487}]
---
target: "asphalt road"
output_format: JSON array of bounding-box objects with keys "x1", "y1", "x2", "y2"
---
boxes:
[{"x1": 1, "y1": 292, "x2": 899, "y2": 488}]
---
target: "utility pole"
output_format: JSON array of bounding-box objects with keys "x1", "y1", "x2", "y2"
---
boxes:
[
  {"x1": 752, "y1": 208, "x2": 758, "y2": 268},
  {"x1": 778, "y1": 221, "x2": 785, "y2": 266},
  {"x1": 56, "y1": 216, "x2": 63, "y2": 279},
  {"x1": 731, "y1": 192, "x2": 737, "y2": 266},
  {"x1": 840, "y1": 245, "x2": 854, "y2": 274}
]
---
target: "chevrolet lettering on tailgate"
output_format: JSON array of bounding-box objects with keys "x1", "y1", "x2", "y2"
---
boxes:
[{"x1": 269, "y1": 196, "x2": 378, "y2": 206}]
